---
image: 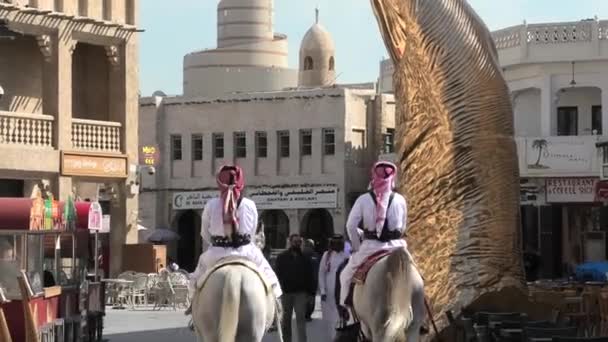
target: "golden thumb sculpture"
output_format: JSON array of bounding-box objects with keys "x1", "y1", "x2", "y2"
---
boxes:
[{"x1": 370, "y1": 0, "x2": 528, "y2": 336}]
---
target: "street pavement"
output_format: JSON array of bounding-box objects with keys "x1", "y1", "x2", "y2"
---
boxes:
[{"x1": 104, "y1": 297, "x2": 328, "y2": 342}]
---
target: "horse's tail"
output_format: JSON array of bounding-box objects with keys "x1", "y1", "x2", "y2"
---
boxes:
[
  {"x1": 218, "y1": 268, "x2": 242, "y2": 342},
  {"x1": 384, "y1": 248, "x2": 414, "y2": 340}
]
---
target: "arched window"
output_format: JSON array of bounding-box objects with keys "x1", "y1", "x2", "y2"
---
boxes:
[
  {"x1": 329, "y1": 56, "x2": 335, "y2": 71},
  {"x1": 304, "y1": 56, "x2": 314, "y2": 71}
]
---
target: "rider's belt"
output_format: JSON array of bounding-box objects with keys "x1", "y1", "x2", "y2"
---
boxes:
[
  {"x1": 211, "y1": 234, "x2": 251, "y2": 248},
  {"x1": 363, "y1": 229, "x2": 402, "y2": 242}
]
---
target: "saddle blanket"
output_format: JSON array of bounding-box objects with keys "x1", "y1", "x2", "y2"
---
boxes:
[
  {"x1": 353, "y1": 249, "x2": 393, "y2": 284},
  {"x1": 195, "y1": 256, "x2": 272, "y2": 296}
]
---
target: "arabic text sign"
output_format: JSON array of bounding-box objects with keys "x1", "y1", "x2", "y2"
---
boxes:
[
  {"x1": 61, "y1": 152, "x2": 128, "y2": 178},
  {"x1": 249, "y1": 186, "x2": 338, "y2": 210},
  {"x1": 172, "y1": 191, "x2": 218, "y2": 210},
  {"x1": 546, "y1": 178, "x2": 598, "y2": 203}
]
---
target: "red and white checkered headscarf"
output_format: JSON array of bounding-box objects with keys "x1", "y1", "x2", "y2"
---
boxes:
[
  {"x1": 216, "y1": 165, "x2": 245, "y2": 229},
  {"x1": 370, "y1": 161, "x2": 397, "y2": 232}
]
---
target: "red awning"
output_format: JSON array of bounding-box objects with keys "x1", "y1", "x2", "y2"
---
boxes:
[{"x1": 0, "y1": 198, "x2": 33, "y2": 230}]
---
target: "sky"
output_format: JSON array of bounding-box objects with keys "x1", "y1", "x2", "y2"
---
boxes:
[{"x1": 139, "y1": 0, "x2": 608, "y2": 96}]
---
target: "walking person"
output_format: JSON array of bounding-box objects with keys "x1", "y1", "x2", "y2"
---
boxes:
[
  {"x1": 318, "y1": 235, "x2": 349, "y2": 340},
  {"x1": 303, "y1": 239, "x2": 319, "y2": 321},
  {"x1": 276, "y1": 234, "x2": 316, "y2": 342}
]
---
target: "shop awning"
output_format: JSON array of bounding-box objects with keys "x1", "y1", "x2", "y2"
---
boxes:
[{"x1": 0, "y1": 197, "x2": 33, "y2": 230}]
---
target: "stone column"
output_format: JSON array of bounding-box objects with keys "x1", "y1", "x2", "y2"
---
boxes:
[
  {"x1": 106, "y1": 36, "x2": 140, "y2": 276},
  {"x1": 42, "y1": 35, "x2": 75, "y2": 201},
  {"x1": 601, "y1": 84, "x2": 608, "y2": 136},
  {"x1": 539, "y1": 75, "x2": 553, "y2": 136}
]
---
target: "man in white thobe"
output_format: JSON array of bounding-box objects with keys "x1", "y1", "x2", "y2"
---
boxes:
[
  {"x1": 318, "y1": 234, "x2": 349, "y2": 340},
  {"x1": 339, "y1": 161, "x2": 408, "y2": 308},
  {"x1": 187, "y1": 166, "x2": 282, "y2": 309}
]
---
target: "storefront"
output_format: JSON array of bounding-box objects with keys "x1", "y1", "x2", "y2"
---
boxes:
[
  {"x1": 168, "y1": 184, "x2": 340, "y2": 270},
  {"x1": 522, "y1": 177, "x2": 608, "y2": 280}
]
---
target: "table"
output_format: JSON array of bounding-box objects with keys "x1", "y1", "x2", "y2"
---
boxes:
[{"x1": 101, "y1": 279, "x2": 134, "y2": 310}]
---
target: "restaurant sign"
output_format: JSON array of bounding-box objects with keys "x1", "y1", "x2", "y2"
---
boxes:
[
  {"x1": 61, "y1": 152, "x2": 128, "y2": 178},
  {"x1": 172, "y1": 191, "x2": 218, "y2": 210},
  {"x1": 546, "y1": 178, "x2": 598, "y2": 203},
  {"x1": 525, "y1": 137, "x2": 594, "y2": 174},
  {"x1": 171, "y1": 185, "x2": 339, "y2": 210},
  {"x1": 249, "y1": 185, "x2": 338, "y2": 210}
]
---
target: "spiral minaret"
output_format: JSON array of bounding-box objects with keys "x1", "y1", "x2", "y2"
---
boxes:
[{"x1": 183, "y1": 0, "x2": 297, "y2": 97}]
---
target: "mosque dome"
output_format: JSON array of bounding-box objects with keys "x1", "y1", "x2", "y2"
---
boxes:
[{"x1": 298, "y1": 9, "x2": 336, "y2": 87}]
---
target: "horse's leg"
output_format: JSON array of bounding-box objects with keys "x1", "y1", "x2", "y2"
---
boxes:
[{"x1": 406, "y1": 267, "x2": 425, "y2": 341}]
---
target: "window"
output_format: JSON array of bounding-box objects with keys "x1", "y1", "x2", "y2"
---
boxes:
[
  {"x1": 213, "y1": 133, "x2": 224, "y2": 158},
  {"x1": 256, "y1": 132, "x2": 267, "y2": 158},
  {"x1": 323, "y1": 128, "x2": 335, "y2": 155},
  {"x1": 278, "y1": 131, "x2": 290, "y2": 158},
  {"x1": 78, "y1": 0, "x2": 87, "y2": 16},
  {"x1": 234, "y1": 132, "x2": 246, "y2": 158},
  {"x1": 557, "y1": 107, "x2": 578, "y2": 136},
  {"x1": 300, "y1": 129, "x2": 312, "y2": 156},
  {"x1": 192, "y1": 134, "x2": 203, "y2": 161},
  {"x1": 170, "y1": 135, "x2": 182, "y2": 161},
  {"x1": 329, "y1": 56, "x2": 335, "y2": 71},
  {"x1": 102, "y1": 0, "x2": 111, "y2": 20},
  {"x1": 304, "y1": 56, "x2": 314, "y2": 71},
  {"x1": 125, "y1": 0, "x2": 135, "y2": 24},
  {"x1": 383, "y1": 128, "x2": 395, "y2": 154},
  {"x1": 592, "y1": 105, "x2": 602, "y2": 135}
]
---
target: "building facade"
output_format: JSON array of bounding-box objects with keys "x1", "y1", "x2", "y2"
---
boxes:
[
  {"x1": 381, "y1": 18, "x2": 608, "y2": 279},
  {"x1": 138, "y1": 1, "x2": 396, "y2": 271},
  {"x1": 0, "y1": 0, "x2": 140, "y2": 276}
]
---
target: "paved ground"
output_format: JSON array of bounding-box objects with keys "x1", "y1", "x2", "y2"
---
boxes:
[{"x1": 104, "y1": 297, "x2": 328, "y2": 342}]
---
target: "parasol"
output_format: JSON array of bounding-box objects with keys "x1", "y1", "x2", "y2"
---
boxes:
[{"x1": 146, "y1": 228, "x2": 180, "y2": 244}]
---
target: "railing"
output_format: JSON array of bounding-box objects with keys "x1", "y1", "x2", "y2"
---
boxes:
[
  {"x1": 72, "y1": 118, "x2": 122, "y2": 153},
  {"x1": 492, "y1": 20, "x2": 608, "y2": 49},
  {"x1": 0, "y1": 111, "x2": 54, "y2": 148}
]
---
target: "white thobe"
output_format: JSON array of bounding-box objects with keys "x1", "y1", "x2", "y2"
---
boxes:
[
  {"x1": 339, "y1": 192, "x2": 408, "y2": 306},
  {"x1": 188, "y1": 197, "x2": 282, "y2": 299},
  {"x1": 319, "y1": 250, "x2": 349, "y2": 340}
]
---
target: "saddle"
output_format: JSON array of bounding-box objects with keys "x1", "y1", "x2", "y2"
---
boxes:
[
  {"x1": 194, "y1": 256, "x2": 271, "y2": 296},
  {"x1": 352, "y1": 250, "x2": 393, "y2": 284}
]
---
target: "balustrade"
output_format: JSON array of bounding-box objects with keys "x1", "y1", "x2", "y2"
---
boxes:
[
  {"x1": 71, "y1": 118, "x2": 122, "y2": 153},
  {"x1": 0, "y1": 111, "x2": 54, "y2": 148}
]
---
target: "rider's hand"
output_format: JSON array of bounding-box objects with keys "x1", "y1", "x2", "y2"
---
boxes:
[{"x1": 321, "y1": 294, "x2": 327, "y2": 302}]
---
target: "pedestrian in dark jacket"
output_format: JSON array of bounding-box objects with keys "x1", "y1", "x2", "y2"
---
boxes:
[
  {"x1": 303, "y1": 238, "x2": 320, "y2": 321},
  {"x1": 276, "y1": 234, "x2": 316, "y2": 342}
]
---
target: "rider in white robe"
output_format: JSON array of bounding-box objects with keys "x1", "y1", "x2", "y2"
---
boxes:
[
  {"x1": 339, "y1": 161, "x2": 407, "y2": 307},
  {"x1": 319, "y1": 235, "x2": 349, "y2": 340},
  {"x1": 187, "y1": 166, "x2": 282, "y2": 303}
]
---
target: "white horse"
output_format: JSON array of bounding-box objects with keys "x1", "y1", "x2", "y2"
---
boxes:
[
  {"x1": 351, "y1": 248, "x2": 426, "y2": 341},
  {"x1": 191, "y1": 258, "x2": 283, "y2": 342}
]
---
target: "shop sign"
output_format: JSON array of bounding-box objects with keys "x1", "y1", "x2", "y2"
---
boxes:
[
  {"x1": 172, "y1": 191, "x2": 218, "y2": 210},
  {"x1": 61, "y1": 152, "x2": 128, "y2": 178},
  {"x1": 88, "y1": 201, "x2": 103, "y2": 231},
  {"x1": 596, "y1": 181, "x2": 608, "y2": 202},
  {"x1": 520, "y1": 180, "x2": 546, "y2": 206},
  {"x1": 249, "y1": 185, "x2": 338, "y2": 210},
  {"x1": 140, "y1": 145, "x2": 159, "y2": 166},
  {"x1": 101, "y1": 215, "x2": 111, "y2": 233},
  {"x1": 546, "y1": 178, "x2": 598, "y2": 203},
  {"x1": 524, "y1": 137, "x2": 594, "y2": 174}
]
